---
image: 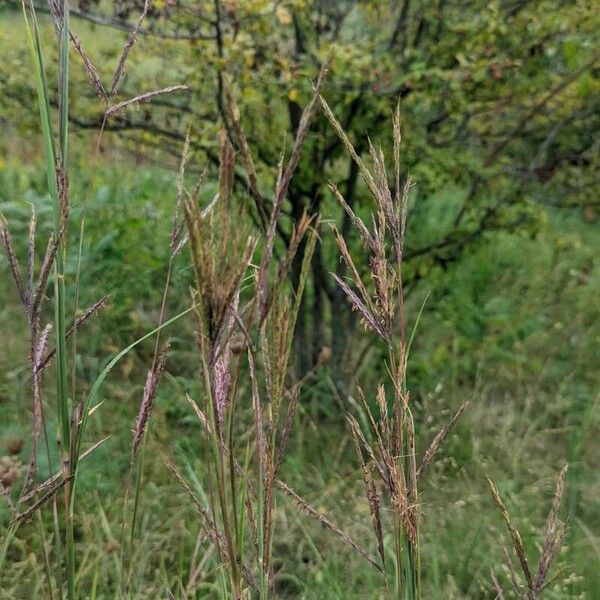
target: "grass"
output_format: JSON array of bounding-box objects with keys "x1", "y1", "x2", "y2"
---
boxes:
[
  {"x1": 1, "y1": 169, "x2": 598, "y2": 598},
  {"x1": 0, "y1": 3, "x2": 599, "y2": 599}
]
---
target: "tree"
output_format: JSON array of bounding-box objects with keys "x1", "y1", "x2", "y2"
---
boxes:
[{"x1": 2, "y1": 0, "x2": 598, "y2": 380}]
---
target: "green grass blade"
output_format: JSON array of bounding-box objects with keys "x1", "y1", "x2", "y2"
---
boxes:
[
  {"x1": 406, "y1": 291, "x2": 429, "y2": 363},
  {"x1": 72, "y1": 304, "x2": 195, "y2": 488},
  {"x1": 22, "y1": 2, "x2": 75, "y2": 596},
  {"x1": 59, "y1": 1, "x2": 69, "y2": 166}
]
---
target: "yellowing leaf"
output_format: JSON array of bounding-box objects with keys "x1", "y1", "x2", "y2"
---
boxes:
[{"x1": 276, "y1": 6, "x2": 292, "y2": 25}]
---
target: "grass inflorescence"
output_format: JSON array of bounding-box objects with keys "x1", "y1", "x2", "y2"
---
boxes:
[{"x1": 0, "y1": 6, "x2": 579, "y2": 599}]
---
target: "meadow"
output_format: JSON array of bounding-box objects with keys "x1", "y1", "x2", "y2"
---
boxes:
[{"x1": 0, "y1": 2, "x2": 599, "y2": 598}]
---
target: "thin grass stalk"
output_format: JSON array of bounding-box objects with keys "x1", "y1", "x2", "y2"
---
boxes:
[
  {"x1": 227, "y1": 376, "x2": 241, "y2": 558},
  {"x1": 258, "y1": 224, "x2": 318, "y2": 591},
  {"x1": 487, "y1": 466, "x2": 568, "y2": 599},
  {"x1": 21, "y1": 1, "x2": 74, "y2": 595},
  {"x1": 57, "y1": 3, "x2": 77, "y2": 596},
  {"x1": 321, "y1": 95, "x2": 452, "y2": 599},
  {"x1": 36, "y1": 509, "x2": 56, "y2": 600},
  {"x1": 192, "y1": 296, "x2": 241, "y2": 596},
  {"x1": 201, "y1": 315, "x2": 241, "y2": 594},
  {"x1": 228, "y1": 415, "x2": 239, "y2": 547},
  {"x1": 68, "y1": 36, "x2": 185, "y2": 587},
  {"x1": 205, "y1": 354, "x2": 241, "y2": 597},
  {"x1": 176, "y1": 68, "x2": 323, "y2": 597},
  {"x1": 249, "y1": 350, "x2": 267, "y2": 600},
  {"x1": 277, "y1": 479, "x2": 382, "y2": 572},
  {"x1": 123, "y1": 430, "x2": 149, "y2": 596},
  {"x1": 393, "y1": 518, "x2": 403, "y2": 598},
  {"x1": 123, "y1": 245, "x2": 175, "y2": 594}
]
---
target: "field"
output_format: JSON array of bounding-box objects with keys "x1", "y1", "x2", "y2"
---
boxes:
[{"x1": 0, "y1": 3, "x2": 599, "y2": 599}]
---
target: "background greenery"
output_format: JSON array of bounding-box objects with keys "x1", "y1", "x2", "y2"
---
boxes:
[{"x1": 0, "y1": 1, "x2": 599, "y2": 598}]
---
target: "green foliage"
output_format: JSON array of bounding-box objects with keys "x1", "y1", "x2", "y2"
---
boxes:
[
  {"x1": 0, "y1": 2, "x2": 599, "y2": 598},
  {"x1": 1, "y1": 1, "x2": 598, "y2": 372},
  {"x1": 2, "y1": 160, "x2": 597, "y2": 597}
]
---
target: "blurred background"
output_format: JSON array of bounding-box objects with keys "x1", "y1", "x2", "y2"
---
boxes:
[{"x1": 0, "y1": 1, "x2": 599, "y2": 597}]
